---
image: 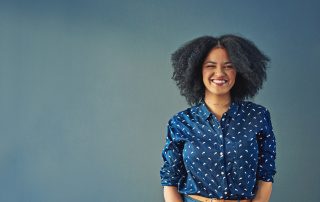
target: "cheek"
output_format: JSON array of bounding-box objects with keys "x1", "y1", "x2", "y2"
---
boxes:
[
  {"x1": 202, "y1": 68, "x2": 209, "y2": 79},
  {"x1": 202, "y1": 68, "x2": 206, "y2": 75},
  {"x1": 230, "y1": 71, "x2": 237, "y2": 82}
]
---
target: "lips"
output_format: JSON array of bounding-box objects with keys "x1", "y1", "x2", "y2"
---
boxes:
[
  {"x1": 210, "y1": 79, "x2": 228, "y2": 85},
  {"x1": 211, "y1": 79, "x2": 227, "y2": 84}
]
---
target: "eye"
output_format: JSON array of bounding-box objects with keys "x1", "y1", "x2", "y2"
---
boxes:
[
  {"x1": 205, "y1": 65, "x2": 216, "y2": 68},
  {"x1": 224, "y1": 63, "x2": 234, "y2": 69}
]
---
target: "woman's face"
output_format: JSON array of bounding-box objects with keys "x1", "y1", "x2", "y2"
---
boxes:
[{"x1": 202, "y1": 48, "x2": 237, "y2": 98}]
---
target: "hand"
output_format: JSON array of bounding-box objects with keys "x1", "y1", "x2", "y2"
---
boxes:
[
  {"x1": 163, "y1": 186, "x2": 183, "y2": 202},
  {"x1": 252, "y1": 181, "x2": 272, "y2": 202},
  {"x1": 252, "y1": 200, "x2": 268, "y2": 202}
]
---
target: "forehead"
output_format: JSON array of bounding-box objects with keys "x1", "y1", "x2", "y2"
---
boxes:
[{"x1": 205, "y1": 48, "x2": 230, "y2": 60}]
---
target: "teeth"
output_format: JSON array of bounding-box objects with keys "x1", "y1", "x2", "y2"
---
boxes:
[{"x1": 211, "y1": 79, "x2": 227, "y2": 84}]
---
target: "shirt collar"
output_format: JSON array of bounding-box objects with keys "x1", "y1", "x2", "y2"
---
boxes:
[{"x1": 199, "y1": 99, "x2": 240, "y2": 120}]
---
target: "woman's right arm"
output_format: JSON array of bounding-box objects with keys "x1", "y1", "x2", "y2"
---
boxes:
[
  {"x1": 161, "y1": 119, "x2": 186, "y2": 202},
  {"x1": 163, "y1": 186, "x2": 183, "y2": 202}
]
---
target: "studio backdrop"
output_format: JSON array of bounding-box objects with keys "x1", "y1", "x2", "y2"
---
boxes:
[{"x1": 1, "y1": 0, "x2": 320, "y2": 201}]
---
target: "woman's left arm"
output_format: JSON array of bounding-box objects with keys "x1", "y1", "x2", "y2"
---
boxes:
[
  {"x1": 254, "y1": 108, "x2": 276, "y2": 202},
  {"x1": 252, "y1": 180, "x2": 272, "y2": 202}
]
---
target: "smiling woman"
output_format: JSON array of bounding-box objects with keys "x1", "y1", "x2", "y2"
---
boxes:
[
  {"x1": 170, "y1": 35, "x2": 269, "y2": 106},
  {"x1": 160, "y1": 35, "x2": 276, "y2": 202}
]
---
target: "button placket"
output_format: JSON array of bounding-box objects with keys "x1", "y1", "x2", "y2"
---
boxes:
[
  {"x1": 220, "y1": 114, "x2": 231, "y2": 198},
  {"x1": 216, "y1": 118, "x2": 229, "y2": 197}
]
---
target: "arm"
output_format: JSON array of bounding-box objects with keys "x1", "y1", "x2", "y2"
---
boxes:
[
  {"x1": 254, "y1": 109, "x2": 276, "y2": 202},
  {"x1": 160, "y1": 119, "x2": 186, "y2": 202},
  {"x1": 252, "y1": 181, "x2": 272, "y2": 202},
  {"x1": 163, "y1": 186, "x2": 183, "y2": 202}
]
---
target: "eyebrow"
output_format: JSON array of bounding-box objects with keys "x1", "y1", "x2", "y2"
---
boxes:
[{"x1": 203, "y1": 61, "x2": 232, "y2": 65}]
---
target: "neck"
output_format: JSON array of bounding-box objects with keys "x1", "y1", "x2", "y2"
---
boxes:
[
  {"x1": 204, "y1": 93, "x2": 232, "y2": 120},
  {"x1": 204, "y1": 92, "x2": 232, "y2": 107}
]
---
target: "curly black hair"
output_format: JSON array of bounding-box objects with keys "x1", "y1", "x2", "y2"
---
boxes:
[{"x1": 171, "y1": 34, "x2": 270, "y2": 106}]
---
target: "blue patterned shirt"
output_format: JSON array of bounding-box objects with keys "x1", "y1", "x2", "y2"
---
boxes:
[{"x1": 160, "y1": 100, "x2": 276, "y2": 200}]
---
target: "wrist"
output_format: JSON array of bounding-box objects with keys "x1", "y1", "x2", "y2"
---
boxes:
[{"x1": 252, "y1": 199, "x2": 269, "y2": 202}]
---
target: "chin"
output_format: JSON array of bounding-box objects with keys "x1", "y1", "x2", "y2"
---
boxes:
[{"x1": 206, "y1": 90, "x2": 231, "y2": 97}]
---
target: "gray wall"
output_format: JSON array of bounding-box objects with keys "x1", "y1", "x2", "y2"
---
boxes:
[{"x1": 1, "y1": 0, "x2": 319, "y2": 201}]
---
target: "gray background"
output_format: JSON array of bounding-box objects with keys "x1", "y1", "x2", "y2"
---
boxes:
[{"x1": 1, "y1": 0, "x2": 319, "y2": 201}]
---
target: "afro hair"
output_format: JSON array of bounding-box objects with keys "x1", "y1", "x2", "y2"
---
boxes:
[{"x1": 171, "y1": 34, "x2": 270, "y2": 106}]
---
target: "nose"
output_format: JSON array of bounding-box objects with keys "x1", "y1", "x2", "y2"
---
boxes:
[{"x1": 214, "y1": 66, "x2": 226, "y2": 76}]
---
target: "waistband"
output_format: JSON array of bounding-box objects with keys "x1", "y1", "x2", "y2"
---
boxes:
[{"x1": 186, "y1": 194, "x2": 251, "y2": 202}]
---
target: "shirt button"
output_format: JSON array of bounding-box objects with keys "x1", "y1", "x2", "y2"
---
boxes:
[
  {"x1": 221, "y1": 171, "x2": 224, "y2": 175},
  {"x1": 224, "y1": 191, "x2": 228, "y2": 195},
  {"x1": 220, "y1": 152, "x2": 223, "y2": 156},
  {"x1": 219, "y1": 135, "x2": 223, "y2": 138}
]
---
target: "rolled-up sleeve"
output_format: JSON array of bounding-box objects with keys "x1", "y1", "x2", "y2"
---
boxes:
[
  {"x1": 160, "y1": 119, "x2": 186, "y2": 186},
  {"x1": 257, "y1": 109, "x2": 276, "y2": 182}
]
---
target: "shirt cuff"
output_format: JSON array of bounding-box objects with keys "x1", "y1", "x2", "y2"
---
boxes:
[{"x1": 257, "y1": 172, "x2": 275, "y2": 183}]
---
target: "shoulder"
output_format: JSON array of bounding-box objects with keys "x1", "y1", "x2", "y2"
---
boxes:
[
  {"x1": 167, "y1": 103, "x2": 201, "y2": 126},
  {"x1": 239, "y1": 100, "x2": 270, "y2": 117}
]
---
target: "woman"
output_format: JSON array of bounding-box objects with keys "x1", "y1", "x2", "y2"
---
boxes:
[{"x1": 160, "y1": 35, "x2": 276, "y2": 202}]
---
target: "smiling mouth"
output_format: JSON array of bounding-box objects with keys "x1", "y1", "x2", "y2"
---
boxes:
[{"x1": 210, "y1": 79, "x2": 228, "y2": 86}]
